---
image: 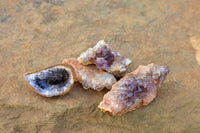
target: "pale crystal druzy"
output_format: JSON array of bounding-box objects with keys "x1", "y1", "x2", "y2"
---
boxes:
[
  {"x1": 24, "y1": 64, "x2": 75, "y2": 97},
  {"x1": 98, "y1": 64, "x2": 169, "y2": 116},
  {"x1": 78, "y1": 40, "x2": 132, "y2": 77},
  {"x1": 62, "y1": 58, "x2": 117, "y2": 91}
]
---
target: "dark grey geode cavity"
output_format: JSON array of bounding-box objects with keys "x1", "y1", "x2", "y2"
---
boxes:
[{"x1": 24, "y1": 64, "x2": 75, "y2": 97}]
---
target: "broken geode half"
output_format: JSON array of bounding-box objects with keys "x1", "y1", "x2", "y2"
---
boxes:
[
  {"x1": 78, "y1": 40, "x2": 132, "y2": 77},
  {"x1": 98, "y1": 63, "x2": 169, "y2": 116},
  {"x1": 24, "y1": 64, "x2": 75, "y2": 97}
]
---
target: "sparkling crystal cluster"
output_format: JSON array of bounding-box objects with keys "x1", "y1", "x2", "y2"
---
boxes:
[
  {"x1": 62, "y1": 58, "x2": 116, "y2": 91},
  {"x1": 98, "y1": 64, "x2": 169, "y2": 116},
  {"x1": 78, "y1": 40, "x2": 132, "y2": 77},
  {"x1": 25, "y1": 39, "x2": 169, "y2": 116}
]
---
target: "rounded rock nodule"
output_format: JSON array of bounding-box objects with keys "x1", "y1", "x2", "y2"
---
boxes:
[{"x1": 24, "y1": 64, "x2": 75, "y2": 97}]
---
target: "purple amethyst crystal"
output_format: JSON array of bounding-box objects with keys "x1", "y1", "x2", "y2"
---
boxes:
[
  {"x1": 98, "y1": 63, "x2": 169, "y2": 116},
  {"x1": 78, "y1": 40, "x2": 132, "y2": 77}
]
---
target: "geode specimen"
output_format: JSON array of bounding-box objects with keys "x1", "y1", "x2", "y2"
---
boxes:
[
  {"x1": 98, "y1": 63, "x2": 169, "y2": 116},
  {"x1": 77, "y1": 40, "x2": 132, "y2": 77},
  {"x1": 62, "y1": 58, "x2": 117, "y2": 91},
  {"x1": 24, "y1": 64, "x2": 75, "y2": 97}
]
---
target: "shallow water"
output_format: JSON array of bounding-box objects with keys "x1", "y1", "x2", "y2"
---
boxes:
[{"x1": 0, "y1": 0, "x2": 200, "y2": 132}]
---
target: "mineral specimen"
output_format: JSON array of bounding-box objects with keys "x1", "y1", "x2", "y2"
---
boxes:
[
  {"x1": 62, "y1": 58, "x2": 117, "y2": 91},
  {"x1": 77, "y1": 40, "x2": 132, "y2": 77},
  {"x1": 98, "y1": 63, "x2": 169, "y2": 116},
  {"x1": 24, "y1": 64, "x2": 75, "y2": 97}
]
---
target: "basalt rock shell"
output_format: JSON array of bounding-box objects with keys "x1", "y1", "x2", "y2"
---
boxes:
[
  {"x1": 24, "y1": 64, "x2": 75, "y2": 97},
  {"x1": 98, "y1": 63, "x2": 169, "y2": 116}
]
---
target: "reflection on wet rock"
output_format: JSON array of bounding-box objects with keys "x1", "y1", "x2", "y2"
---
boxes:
[{"x1": 190, "y1": 36, "x2": 200, "y2": 65}]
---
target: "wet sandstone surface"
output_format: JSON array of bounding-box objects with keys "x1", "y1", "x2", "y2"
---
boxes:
[{"x1": 0, "y1": 0, "x2": 200, "y2": 132}]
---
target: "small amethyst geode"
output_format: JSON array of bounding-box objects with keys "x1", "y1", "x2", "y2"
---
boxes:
[
  {"x1": 24, "y1": 64, "x2": 75, "y2": 97},
  {"x1": 98, "y1": 63, "x2": 169, "y2": 116},
  {"x1": 78, "y1": 40, "x2": 132, "y2": 77}
]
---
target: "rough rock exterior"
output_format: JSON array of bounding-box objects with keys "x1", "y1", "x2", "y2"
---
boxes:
[
  {"x1": 24, "y1": 64, "x2": 75, "y2": 97},
  {"x1": 78, "y1": 40, "x2": 132, "y2": 77},
  {"x1": 98, "y1": 64, "x2": 169, "y2": 116},
  {"x1": 62, "y1": 58, "x2": 117, "y2": 91}
]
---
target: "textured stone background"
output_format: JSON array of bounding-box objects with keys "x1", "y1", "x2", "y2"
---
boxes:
[{"x1": 0, "y1": 0, "x2": 200, "y2": 132}]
